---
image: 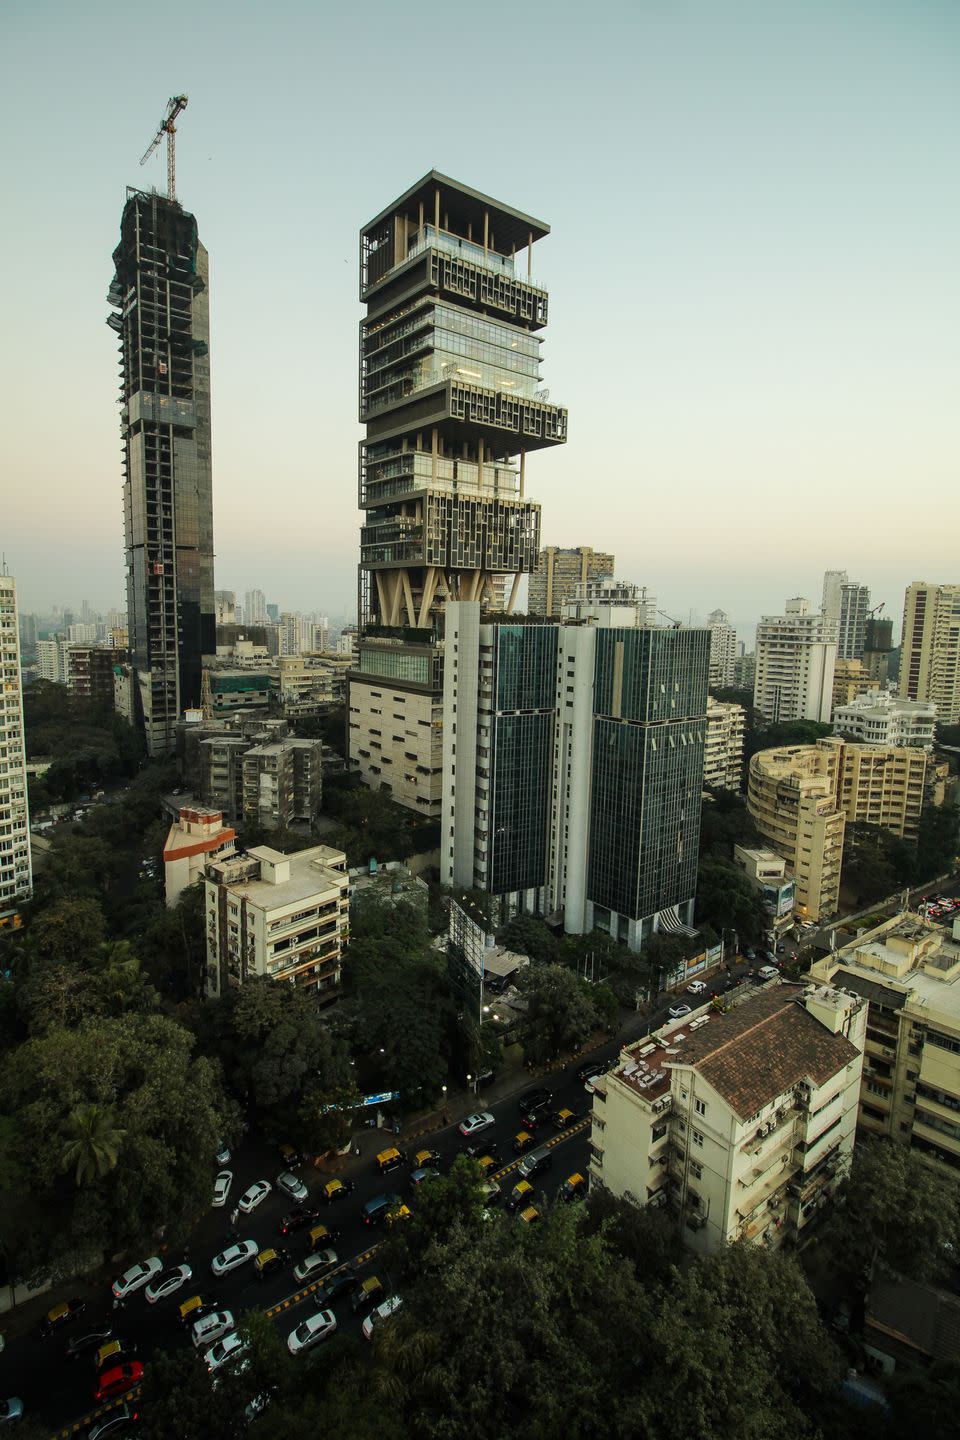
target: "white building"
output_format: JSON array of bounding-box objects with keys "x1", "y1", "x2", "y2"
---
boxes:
[
  {"x1": 589, "y1": 982, "x2": 866, "y2": 1256},
  {"x1": 837, "y1": 582, "x2": 870, "y2": 661},
  {"x1": 204, "y1": 843, "x2": 349, "y2": 998},
  {"x1": 821, "y1": 570, "x2": 847, "y2": 624},
  {"x1": 704, "y1": 697, "x2": 745, "y2": 792},
  {"x1": 833, "y1": 691, "x2": 936, "y2": 750},
  {"x1": 706, "y1": 609, "x2": 738, "y2": 689},
  {"x1": 560, "y1": 579, "x2": 657, "y2": 629},
  {"x1": 0, "y1": 576, "x2": 32, "y2": 916},
  {"x1": 163, "y1": 804, "x2": 236, "y2": 907},
  {"x1": 754, "y1": 598, "x2": 838, "y2": 723},
  {"x1": 36, "y1": 635, "x2": 68, "y2": 684}
]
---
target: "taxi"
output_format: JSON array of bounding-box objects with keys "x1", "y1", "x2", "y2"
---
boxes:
[
  {"x1": 558, "y1": 1172, "x2": 587, "y2": 1203},
  {"x1": 505, "y1": 1178, "x2": 535, "y2": 1214},
  {"x1": 177, "y1": 1294, "x2": 209, "y2": 1327},
  {"x1": 384, "y1": 1203, "x2": 413, "y2": 1230},
  {"x1": 474, "y1": 1153, "x2": 499, "y2": 1178},
  {"x1": 350, "y1": 1274, "x2": 385, "y2": 1314},
  {"x1": 375, "y1": 1146, "x2": 408, "y2": 1174},
  {"x1": 93, "y1": 1338, "x2": 136, "y2": 1372},
  {"x1": 414, "y1": 1148, "x2": 441, "y2": 1169},
  {"x1": 254, "y1": 1248, "x2": 290, "y2": 1280},
  {"x1": 278, "y1": 1142, "x2": 301, "y2": 1168},
  {"x1": 320, "y1": 1177, "x2": 355, "y2": 1205},
  {"x1": 307, "y1": 1223, "x2": 338, "y2": 1253},
  {"x1": 553, "y1": 1107, "x2": 578, "y2": 1130},
  {"x1": 512, "y1": 1130, "x2": 536, "y2": 1154},
  {"x1": 518, "y1": 1204, "x2": 541, "y2": 1225},
  {"x1": 40, "y1": 1297, "x2": 86, "y2": 1337}
]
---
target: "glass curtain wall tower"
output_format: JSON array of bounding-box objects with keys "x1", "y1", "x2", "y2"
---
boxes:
[
  {"x1": 108, "y1": 190, "x2": 215, "y2": 756},
  {"x1": 349, "y1": 172, "x2": 567, "y2": 816}
]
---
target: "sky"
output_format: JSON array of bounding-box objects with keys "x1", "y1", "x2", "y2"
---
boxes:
[{"x1": 3, "y1": 0, "x2": 958, "y2": 643}]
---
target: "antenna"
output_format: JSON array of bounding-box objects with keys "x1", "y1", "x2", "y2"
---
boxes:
[{"x1": 140, "y1": 95, "x2": 189, "y2": 201}]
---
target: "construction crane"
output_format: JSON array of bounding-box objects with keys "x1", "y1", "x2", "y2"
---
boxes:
[
  {"x1": 657, "y1": 609, "x2": 682, "y2": 629},
  {"x1": 867, "y1": 601, "x2": 885, "y2": 618},
  {"x1": 140, "y1": 95, "x2": 189, "y2": 201}
]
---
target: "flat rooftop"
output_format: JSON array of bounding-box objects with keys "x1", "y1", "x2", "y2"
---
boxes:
[
  {"x1": 214, "y1": 845, "x2": 347, "y2": 911},
  {"x1": 362, "y1": 169, "x2": 549, "y2": 251}
]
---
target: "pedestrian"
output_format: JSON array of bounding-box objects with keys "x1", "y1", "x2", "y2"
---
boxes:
[{"x1": 230, "y1": 1206, "x2": 239, "y2": 1226}]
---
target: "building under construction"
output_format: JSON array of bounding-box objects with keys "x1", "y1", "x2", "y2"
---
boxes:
[{"x1": 107, "y1": 105, "x2": 214, "y2": 755}]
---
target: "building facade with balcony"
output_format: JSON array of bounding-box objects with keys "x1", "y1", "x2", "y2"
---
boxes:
[
  {"x1": 163, "y1": 803, "x2": 236, "y2": 907},
  {"x1": 831, "y1": 658, "x2": 880, "y2": 714},
  {"x1": 588, "y1": 982, "x2": 866, "y2": 1256},
  {"x1": 833, "y1": 691, "x2": 936, "y2": 750},
  {"x1": 820, "y1": 735, "x2": 929, "y2": 841},
  {"x1": 753, "y1": 598, "x2": 838, "y2": 724},
  {"x1": 898, "y1": 581, "x2": 960, "y2": 725},
  {"x1": 747, "y1": 746, "x2": 845, "y2": 922},
  {"x1": 811, "y1": 912, "x2": 960, "y2": 1184},
  {"x1": 528, "y1": 546, "x2": 614, "y2": 619},
  {"x1": 706, "y1": 609, "x2": 738, "y2": 689},
  {"x1": 0, "y1": 575, "x2": 32, "y2": 918},
  {"x1": 204, "y1": 843, "x2": 349, "y2": 998},
  {"x1": 704, "y1": 696, "x2": 746, "y2": 792}
]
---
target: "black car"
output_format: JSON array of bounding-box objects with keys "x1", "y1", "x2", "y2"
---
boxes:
[
  {"x1": 87, "y1": 1404, "x2": 140, "y2": 1439},
  {"x1": 65, "y1": 1322, "x2": 115, "y2": 1359},
  {"x1": 278, "y1": 1204, "x2": 321, "y2": 1236},
  {"x1": 314, "y1": 1270, "x2": 360, "y2": 1307},
  {"x1": 577, "y1": 1061, "x2": 606, "y2": 1085},
  {"x1": 464, "y1": 1140, "x2": 501, "y2": 1163},
  {"x1": 518, "y1": 1088, "x2": 553, "y2": 1125},
  {"x1": 40, "y1": 1297, "x2": 86, "y2": 1337}
]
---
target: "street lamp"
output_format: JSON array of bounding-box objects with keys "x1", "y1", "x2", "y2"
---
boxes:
[
  {"x1": 467, "y1": 1072, "x2": 476, "y2": 1095},
  {"x1": 441, "y1": 1084, "x2": 448, "y2": 1124}
]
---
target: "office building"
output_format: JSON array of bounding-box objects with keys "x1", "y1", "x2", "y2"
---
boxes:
[
  {"x1": 162, "y1": 803, "x2": 236, "y2": 908},
  {"x1": 560, "y1": 579, "x2": 656, "y2": 628},
  {"x1": 899, "y1": 582, "x2": 960, "y2": 725},
  {"x1": 589, "y1": 982, "x2": 866, "y2": 1255},
  {"x1": 108, "y1": 189, "x2": 215, "y2": 756},
  {"x1": 348, "y1": 172, "x2": 568, "y2": 817},
  {"x1": 528, "y1": 546, "x2": 614, "y2": 618},
  {"x1": 0, "y1": 575, "x2": 32, "y2": 917},
  {"x1": 747, "y1": 746, "x2": 845, "y2": 921},
  {"x1": 753, "y1": 598, "x2": 838, "y2": 723},
  {"x1": 204, "y1": 843, "x2": 349, "y2": 998},
  {"x1": 833, "y1": 691, "x2": 936, "y2": 751},
  {"x1": 831, "y1": 658, "x2": 880, "y2": 713},
  {"x1": 706, "y1": 609, "x2": 738, "y2": 689},
  {"x1": 208, "y1": 668, "x2": 276, "y2": 716},
  {"x1": 811, "y1": 912, "x2": 960, "y2": 1184},
  {"x1": 703, "y1": 696, "x2": 746, "y2": 792}
]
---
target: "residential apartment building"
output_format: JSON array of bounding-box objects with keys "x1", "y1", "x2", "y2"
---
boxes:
[
  {"x1": 831, "y1": 659, "x2": 880, "y2": 713},
  {"x1": 838, "y1": 583, "x2": 870, "y2": 661},
  {"x1": 560, "y1": 579, "x2": 656, "y2": 628},
  {"x1": 753, "y1": 598, "x2": 838, "y2": 724},
  {"x1": 214, "y1": 590, "x2": 236, "y2": 624},
  {"x1": 732, "y1": 651, "x2": 755, "y2": 692},
  {"x1": 244, "y1": 590, "x2": 267, "y2": 628},
  {"x1": 732, "y1": 845, "x2": 795, "y2": 935},
  {"x1": 64, "y1": 646, "x2": 128, "y2": 706},
  {"x1": 277, "y1": 652, "x2": 352, "y2": 720},
  {"x1": 241, "y1": 738, "x2": 322, "y2": 830},
  {"x1": 704, "y1": 696, "x2": 745, "y2": 792},
  {"x1": 442, "y1": 602, "x2": 709, "y2": 949},
  {"x1": 747, "y1": 746, "x2": 845, "y2": 921},
  {"x1": 348, "y1": 172, "x2": 568, "y2": 818},
  {"x1": 36, "y1": 635, "x2": 68, "y2": 684},
  {"x1": 589, "y1": 982, "x2": 866, "y2": 1255},
  {"x1": 833, "y1": 691, "x2": 936, "y2": 750},
  {"x1": 204, "y1": 843, "x2": 349, "y2": 998},
  {"x1": 163, "y1": 803, "x2": 236, "y2": 907},
  {"x1": 0, "y1": 576, "x2": 32, "y2": 916},
  {"x1": 820, "y1": 736, "x2": 928, "y2": 842},
  {"x1": 899, "y1": 581, "x2": 960, "y2": 725},
  {"x1": 811, "y1": 912, "x2": 960, "y2": 1184},
  {"x1": 528, "y1": 546, "x2": 614, "y2": 619},
  {"x1": 108, "y1": 189, "x2": 215, "y2": 756},
  {"x1": 706, "y1": 609, "x2": 738, "y2": 689}
]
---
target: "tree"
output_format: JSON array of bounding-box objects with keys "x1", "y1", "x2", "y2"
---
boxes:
[
  {"x1": 22, "y1": 896, "x2": 106, "y2": 968},
  {"x1": 500, "y1": 913, "x2": 558, "y2": 963},
  {"x1": 695, "y1": 857, "x2": 768, "y2": 941},
  {"x1": 516, "y1": 964, "x2": 598, "y2": 1065},
  {"x1": 841, "y1": 823, "x2": 896, "y2": 907},
  {"x1": 698, "y1": 789, "x2": 760, "y2": 857},
  {"x1": 59, "y1": 1103, "x2": 126, "y2": 1186}
]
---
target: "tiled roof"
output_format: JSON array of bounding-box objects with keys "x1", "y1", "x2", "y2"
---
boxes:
[{"x1": 670, "y1": 986, "x2": 861, "y2": 1120}]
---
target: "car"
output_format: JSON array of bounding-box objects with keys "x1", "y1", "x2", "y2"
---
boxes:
[
  {"x1": 94, "y1": 1362, "x2": 143, "y2": 1403},
  {"x1": 505, "y1": 1179, "x2": 536, "y2": 1214},
  {"x1": 315, "y1": 1271, "x2": 361, "y2": 1307},
  {"x1": 279, "y1": 1204, "x2": 321, "y2": 1235},
  {"x1": 191, "y1": 1310, "x2": 235, "y2": 1350},
  {"x1": 177, "y1": 1294, "x2": 213, "y2": 1327},
  {"x1": 254, "y1": 1248, "x2": 290, "y2": 1280},
  {"x1": 409, "y1": 1166, "x2": 440, "y2": 1189},
  {"x1": 362, "y1": 1294, "x2": 402, "y2": 1340},
  {"x1": 464, "y1": 1139, "x2": 501, "y2": 1162},
  {"x1": 513, "y1": 1130, "x2": 536, "y2": 1154},
  {"x1": 375, "y1": 1146, "x2": 408, "y2": 1173},
  {"x1": 276, "y1": 1171, "x2": 308, "y2": 1203},
  {"x1": 518, "y1": 1147, "x2": 553, "y2": 1180},
  {"x1": 518, "y1": 1205, "x2": 541, "y2": 1225},
  {"x1": 292, "y1": 1249, "x2": 338, "y2": 1285},
  {"x1": 384, "y1": 1203, "x2": 412, "y2": 1229},
  {"x1": 667, "y1": 1003, "x2": 692, "y2": 1020},
  {"x1": 94, "y1": 1340, "x2": 137, "y2": 1373},
  {"x1": 0, "y1": 1400, "x2": 22, "y2": 1426},
  {"x1": 361, "y1": 1193, "x2": 402, "y2": 1227},
  {"x1": 320, "y1": 1177, "x2": 355, "y2": 1205},
  {"x1": 41, "y1": 1297, "x2": 87, "y2": 1336},
  {"x1": 215, "y1": 1142, "x2": 231, "y2": 1167},
  {"x1": 212, "y1": 1170, "x2": 233, "y2": 1208},
  {"x1": 287, "y1": 1308, "x2": 337, "y2": 1355},
  {"x1": 686, "y1": 980, "x2": 707, "y2": 995},
  {"x1": 558, "y1": 1172, "x2": 587, "y2": 1204},
  {"x1": 482, "y1": 1179, "x2": 503, "y2": 1208},
  {"x1": 307, "y1": 1222, "x2": 341, "y2": 1251},
  {"x1": 145, "y1": 1263, "x2": 192, "y2": 1304},
  {"x1": 111, "y1": 1258, "x2": 162, "y2": 1302},
  {"x1": 764, "y1": 951, "x2": 778, "y2": 965},
  {"x1": 458, "y1": 1111, "x2": 495, "y2": 1137},
  {"x1": 578, "y1": 1061, "x2": 607, "y2": 1089},
  {"x1": 744, "y1": 946, "x2": 757, "y2": 960},
  {"x1": 210, "y1": 1240, "x2": 259, "y2": 1278},
  {"x1": 87, "y1": 1403, "x2": 139, "y2": 1439},
  {"x1": 757, "y1": 965, "x2": 779, "y2": 981},
  {"x1": 350, "y1": 1275, "x2": 386, "y2": 1314},
  {"x1": 518, "y1": 1088, "x2": 553, "y2": 1123},
  {"x1": 64, "y1": 1322, "x2": 114, "y2": 1359},
  {"x1": 553, "y1": 1107, "x2": 578, "y2": 1129},
  {"x1": 413, "y1": 1147, "x2": 441, "y2": 1169},
  {"x1": 238, "y1": 1180, "x2": 272, "y2": 1214},
  {"x1": 278, "y1": 1142, "x2": 301, "y2": 1168},
  {"x1": 204, "y1": 1331, "x2": 248, "y2": 1373}
]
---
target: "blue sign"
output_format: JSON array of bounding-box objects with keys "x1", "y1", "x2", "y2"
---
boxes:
[{"x1": 359, "y1": 1091, "x2": 400, "y2": 1108}]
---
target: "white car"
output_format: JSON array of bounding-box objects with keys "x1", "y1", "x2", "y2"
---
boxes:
[
  {"x1": 191, "y1": 1310, "x2": 235, "y2": 1349},
  {"x1": 362, "y1": 1295, "x2": 403, "y2": 1340},
  {"x1": 238, "y1": 1180, "x2": 272, "y2": 1214},
  {"x1": 286, "y1": 1308, "x2": 337, "y2": 1355},
  {"x1": 458, "y1": 1111, "x2": 495, "y2": 1138},
  {"x1": 292, "y1": 1250, "x2": 338, "y2": 1285},
  {"x1": 686, "y1": 980, "x2": 707, "y2": 995},
  {"x1": 111, "y1": 1256, "x2": 162, "y2": 1300},
  {"x1": 210, "y1": 1240, "x2": 259, "y2": 1278},
  {"x1": 276, "y1": 1171, "x2": 308, "y2": 1203},
  {"x1": 145, "y1": 1263, "x2": 193, "y2": 1304},
  {"x1": 204, "y1": 1330, "x2": 248, "y2": 1373},
  {"x1": 212, "y1": 1170, "x2": 233, "y2": 1208},
  {"x1": 667, "y1": 1003, "x2": 691, "y2": 1020},
  {"x1": 215, "y1": 1142, "x2": 231, "y2": 1167}
]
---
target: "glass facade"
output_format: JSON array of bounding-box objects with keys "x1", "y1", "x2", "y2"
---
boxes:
[
  {"x1": 488, "y1": 625, "x2": 557, "y2": 895},
  {"x1": 358, "y1": 647, "x2": 431, "y2": 684}
]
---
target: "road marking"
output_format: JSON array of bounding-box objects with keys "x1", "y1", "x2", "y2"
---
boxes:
[
  {"x1": 55, "y1": 1386, "x2": 143, "y2": 1438},
  {"x1": 263, "y1": 1244, "x2": 381, "y2": 1319},
  {"x1": 492, "y1": 1117, "x2": 591, "y2": 1184}
]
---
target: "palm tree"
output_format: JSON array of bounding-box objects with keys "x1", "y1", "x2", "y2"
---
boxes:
[{"x1": 59, "y1": 1104, "x2": 126, "y2": 1186}]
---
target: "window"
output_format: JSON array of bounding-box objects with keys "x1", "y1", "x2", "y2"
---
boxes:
[
  {"x1": 692, "y1": 1129, "x2": 704, "y2": 1148},
  {"x1": 689, "y1": 1160, "x2": 702, "y2": 1180},
  {"x1": 694, "y1": 1098, "x2": 706, "y2": 1116}
]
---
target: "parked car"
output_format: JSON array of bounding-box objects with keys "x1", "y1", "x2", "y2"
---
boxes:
[
  {"x1": 238, "y1": 1181, "x2": 272, "y2": 1214},
  {"x1": 558, "y1": 1172, "x2": 587, "y2": 1204},
  {"x1": 361, "y1": 1193, "x2": 402, "y2": 1227},
  {"x1": 278, "y1": 1143, "x2": 301, "y2": 1169},
  {"x1": 212, "y1": 1171, "x2": 233, "y2": 1208},
  {"x1": 757, "y1": 965, "x2": 779, "y2": 981},
  {"x1": 145, "y1": 1264, "x2": 192, "y2": 1304},
  {"x1": 458, "y1": 1111, "x2": 495, "y2": 1138},
  {"x1": 64, "y1": 1322, "x2": 114, "y2": 1359},
  {"x1": 215, "y1": 1142, "x2": 231, "y2": 1166},
  {"x1": 111, "y1": 1258, "x2": 162, "y2": 1302},
  {"x1": 667, "y1": 1003, "x2": 691, "y2": 1020},
  {"x1": 204, "y1": 1331, "x2": 248, "y2": 1373},
  {"x1": 210, "y1": 1241, "x2": 259, "y2": 1278},
  {"x1": 276, "y1": 1171, "x2": 308, "y2": 1203},
  {"x1": 191, "y1": 1311, "x2": 235, "y2": 1350},
  {"x1": 518, "y1": 1147, "x2": 554, "y2": 1180},
  {"x1": 87, "y1": 1402, "x2": 139, "y2": 1438},
  {"x1": 362, "y1": 1295, "x2": 402, "y2": 1340},
  {"x1": 287, "y1": 1309, "x2": 336, "y2": 1355},
  {"x1": 279, "y1": 1204, "x2": 321, "y2": 1235},
  {"x1": 94, "y1": 1363, "x2": 143, "y2": 1403},
  {"x1": 686, "y1": 980, "x2": 707, "y2": 995},
  {"x1": 409, "y1": 1167, "x2": 440, "y2": 1190},
  {"x1": 292, "y1": 1250, "x2": 338, "y2": 1285}
]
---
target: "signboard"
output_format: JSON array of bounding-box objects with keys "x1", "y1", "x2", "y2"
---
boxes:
[{"x1": 359, "y1": 1091, "x2": 400, "y2": 1108}]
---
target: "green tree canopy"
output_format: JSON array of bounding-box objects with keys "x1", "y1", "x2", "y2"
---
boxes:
[{"x1": 516, "y1": 963, "x2": 599, "y2": 1065}]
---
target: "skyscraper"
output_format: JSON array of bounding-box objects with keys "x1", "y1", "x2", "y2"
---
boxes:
[
  {"x1": 754, "y1": 598, "x2": 838, "y2": 724},
  {"x1": 0, "y1": 575, "x2": 32, "y2": 918},
  {"x1": 348, "y1": 172, "x2": 568, "y2": 816},
  {"x1": 898, "y1": 581, "x2": 960, "y2": 724},
  {"x1": 837, "y1": 582, "x2": 870, "y2": 661},
  {"x1": 706, "y1": 608, "x2": 738, "y2": 689},
  {"x1": 108, "y1": 189, "x2": 215, "y2": 755},
  {"x1": 244, "y1": 590, "x2": 267, "y2": 628}
]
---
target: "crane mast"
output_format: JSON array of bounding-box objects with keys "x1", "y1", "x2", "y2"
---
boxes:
[{"x1": 139, "y1": 95, "x2": 189, "y2": 201}]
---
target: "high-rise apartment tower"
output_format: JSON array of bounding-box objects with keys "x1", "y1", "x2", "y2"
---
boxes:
[
  {"x1": 0, "y1": 575, "x2": 32, "y2": 917},
  {"x1": 898, "y1": 581, "x2": 960, "y2": 725},
  {"x1": 108, "y1": 190, "x2": 215, "y2": 755},
  {"x1": 348, "y1": 172, "x2": 568, "y2": 815},
  {"x1": 528, "y1": 546, "x2": 614, "y2": 618}
]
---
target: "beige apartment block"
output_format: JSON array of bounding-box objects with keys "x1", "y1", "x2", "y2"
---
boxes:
[
  {"x1": 704, "y1": 696, "x2": 745, "y2": 792},
  {"x1": 204, "y1": 844, "x2": 349, "y2": 998},
  {"x1": 589, "y1": 983, "x2": 866, "y2": 1256},
  {"x1": 748, "y1": 746, "x2": 845, "y2": 921},
  {"x1": 811, "y1": 913, "x2": 960, "y2": 1185},
  {"x1": 899, "y1": 581, "x2": 960, "y2": 725},
  {"x1": 528, "y1": 546, "x2": 614, "y2": 619},
  {"x1": 163, "y1": 803, "x2": 236, "y2": 908},
  {"x1": 753, "y1": 598, "x2": 838, "y2": 724},
  {"x1": 819, "y1": 736, "x2": 928, "y2": 841},
  {"x1": 831, "y1": 659, "x2": 880, "y2": 714},
  {"x1": 347, "y1": 676, "x2": 443, "y2": 817},
  {"x1": 277, "y1": 652, "x2": 352, "y2": 720}
]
